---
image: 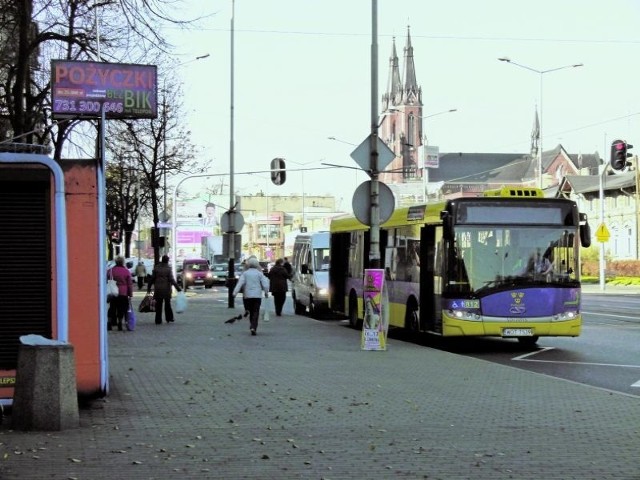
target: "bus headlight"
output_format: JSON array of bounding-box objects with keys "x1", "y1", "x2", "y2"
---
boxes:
[
  {"x1": 553, "y1": 311, "x2": 579, "y2": 321},
  {"x1": 449, "y1": 310, "x2": 482, "y2": 321}
]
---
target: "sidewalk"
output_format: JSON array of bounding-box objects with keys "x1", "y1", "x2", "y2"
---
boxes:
[{"x1": 1, "y1": 290, "x2": 639, "y2": 479}]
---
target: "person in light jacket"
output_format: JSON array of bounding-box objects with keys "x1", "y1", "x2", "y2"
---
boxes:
[
  {"x1": 233, "y1": 256, "x2": 269, "y2": 335},
  {"x1": 147, "y1": 255, "x2": 181, "y2": 325},
  {"x1": 135, "y1": 261, "x2": 147, "y2": 290}
]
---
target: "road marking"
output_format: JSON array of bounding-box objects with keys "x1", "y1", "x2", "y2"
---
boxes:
[
  {"x1": 512, "y1": 347, "x2": 640, "y2": 368},
  {"x1": 582, "y1": 310, "x2": 640, "y2": 320},
  {"x1": 632, "y1": 380, "x2": 640, "y2": 388}
]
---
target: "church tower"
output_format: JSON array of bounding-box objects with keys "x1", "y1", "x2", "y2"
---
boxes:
[{"x1": 379, "y1": 27, "x2": 423, "y2": 185}]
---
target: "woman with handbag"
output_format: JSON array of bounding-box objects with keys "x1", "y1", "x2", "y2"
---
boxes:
[{"x1": 107, "y1": 256, "x2": 134, "y2": 331}]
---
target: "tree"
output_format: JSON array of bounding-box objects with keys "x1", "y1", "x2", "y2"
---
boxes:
[
  {"x1": 0, "y1": 0, "x2": 212, "y2": 261},
  {"x1": 106, "y1": 77, "x2": 203, "y2": 263},
  {"x1": 1, "y1": 0, "x2": 208, "y2": 156}
]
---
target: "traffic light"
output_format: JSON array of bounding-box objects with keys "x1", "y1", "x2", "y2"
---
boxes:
[
  {"x1": 270, "y1": 157, "x2": 286, "y2": 185},
  {"x1": 610, "y1": 139, "x2": 633, "y2": 171}
]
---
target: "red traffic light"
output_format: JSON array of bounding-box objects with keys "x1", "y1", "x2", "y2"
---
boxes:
[{"x1": 610, "y1": 139, "x2": 632, "y2": 171}]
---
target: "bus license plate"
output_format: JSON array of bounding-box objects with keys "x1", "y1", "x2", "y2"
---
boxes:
[{"x1": 503, "y1": 328, "x2": 533, "y2": 337}]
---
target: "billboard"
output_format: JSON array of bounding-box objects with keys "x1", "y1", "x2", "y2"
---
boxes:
[
  {"x1": 423, "y1": 145, "x2": 440, "y2": 168},
  {"x1": 174, "y1": 196, "x2": 227, "y2": 261},
  {"x1": 50, "y1": 60, "x2": 157, "y2": 119}
]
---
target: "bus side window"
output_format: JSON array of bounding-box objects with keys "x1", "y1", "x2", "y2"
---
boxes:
[
  {"x1": 305, "y1": 248, "x2": 312, "y2": 274},
  {"x1": 384, "y1": 246, "x2": 397, "y2": 280}
]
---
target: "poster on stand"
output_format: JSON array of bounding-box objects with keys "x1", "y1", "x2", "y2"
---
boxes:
[{"x1": 361, "y1": 269, "x2": 389, "y2": 351}]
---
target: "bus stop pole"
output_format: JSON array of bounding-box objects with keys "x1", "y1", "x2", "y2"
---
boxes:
[
  {"x1": 228, "y1": 0, "x2": 237, "y2": 308},
  {"x1": 368, "y1": 0, "x2": 381, "y2": 269}
]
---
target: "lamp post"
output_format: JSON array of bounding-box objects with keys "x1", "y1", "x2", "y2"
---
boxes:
[
  {"x1": 421, "y1": 109, "x2": 457, "y2": 202},
  {"x1": 498, "y1": 58, "x2": 583, "y2": 189},
  {"x1": 160, "y1": 53, "x2": 210, "y2": 254},
  {"x1": 288, "y1": 159, "x2": 318, "y2": 230}
]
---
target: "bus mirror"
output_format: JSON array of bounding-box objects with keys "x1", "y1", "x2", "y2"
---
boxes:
[
  {"x1": 579, "y1": 221, "x2": 591, "y2": 248},
  {"x1": 441, "y1": 210, "x2": 453, "y2": 241}
]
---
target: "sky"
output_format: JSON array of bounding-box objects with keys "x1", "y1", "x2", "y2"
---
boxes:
[{"x1": 163, "y1": 0, "x2": 640, "y2": 209}]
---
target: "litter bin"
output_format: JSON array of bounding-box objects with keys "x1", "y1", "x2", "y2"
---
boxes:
[{"x1": 11, "y1": 335, "x2": 79, "y2": 431}]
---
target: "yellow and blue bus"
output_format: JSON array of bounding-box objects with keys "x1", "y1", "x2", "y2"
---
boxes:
[{"x1": 329, "y1": 187, "x2": 591, "y2": 346}]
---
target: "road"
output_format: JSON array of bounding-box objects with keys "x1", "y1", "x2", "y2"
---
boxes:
[
  {"x1": 196, "y1": 286, "x2": 640, "y2": 397},
  {"x1": 423, "y1": 292, "x2": 640, "y2": 398}
]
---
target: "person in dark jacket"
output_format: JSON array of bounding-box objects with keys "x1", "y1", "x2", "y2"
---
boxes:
[
  {"x1": 147, "y1": 255, "x2": 181, "y2": 324},
  {"x1": 107, "y1": 256, "x2": 133, "y2": 331},
  {"x1": 283, "y1": 257, "x2": 292, "y2": 278},
  {"x1": 268, "y1": 258, "x2": 290, "y2": 316}
]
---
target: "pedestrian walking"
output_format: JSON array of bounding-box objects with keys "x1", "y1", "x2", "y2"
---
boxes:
[
  {"x1": 135, "y1": 261, "x2": 147, "y2": 290},
  {"x1": 268, "y1": 258, "x2": 289, "y2": 316},
  {"x1": 232, "y1": 256, "x2": 269, "y2": 335},
  {"x1": 147, "y1": 254, "x2": 181, "y2": 325},
  {"x1": 107, "y1": 256, "x2": 133, "y2": 331}
]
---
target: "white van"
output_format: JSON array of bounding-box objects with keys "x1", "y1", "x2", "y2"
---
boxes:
[{"x1": 291, "y1": 231, "x2": 331, "y2": 315}]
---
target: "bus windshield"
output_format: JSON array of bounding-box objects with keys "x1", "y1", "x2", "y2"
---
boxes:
[{"x1": 448, "y1": 225, "x2": 579, "y2": 294}]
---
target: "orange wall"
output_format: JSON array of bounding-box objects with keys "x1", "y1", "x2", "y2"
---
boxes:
[{"x1": 63, "y1": 162, "x2": 103, "y2": 395}]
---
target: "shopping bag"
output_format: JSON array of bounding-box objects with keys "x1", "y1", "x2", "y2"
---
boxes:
[
  {"x1": 106, "y1": 270, "x2": 119, "y2": 301},
  {"x1": 261, "y1": 296, "x2": 271, "y2": 322},
  {"x1": 175, "y1": 291, "x2": 188, "y2": 314},
  {"x1": 126, "y1": 300, "x2": 136, "y2": 331},
  {"x1": 139, "y1": 293, "x2": 155, "y2": 313}
]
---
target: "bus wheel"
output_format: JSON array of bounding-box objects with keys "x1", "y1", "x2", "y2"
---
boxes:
[
  {"x1": 517, "y1": 336, "x2": 539, "y2": 347},
  {"x1": 348, "y1": 297, "x2": 360, "y2": 329},
  {"x1": 405, "y1": 303, "x2": 420, "y2": 336}
]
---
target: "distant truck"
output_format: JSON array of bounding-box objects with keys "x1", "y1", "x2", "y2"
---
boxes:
[
  {"x1": 200, "y1": 235, "x2": 224, "y2": 264},
  {"x1": 291, "y1": 232, "x2": 330, "y2": 315}
]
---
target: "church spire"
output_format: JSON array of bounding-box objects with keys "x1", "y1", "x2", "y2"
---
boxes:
[
  {"x1": 402, "y1": 26, "x2": 421, "y2": 104},
  {"x1": 382, "y1": 37, "x2": 402, "y2": 110},
  {"x1": 531, "y1": 107, "x2": 540, "y2": 157}
]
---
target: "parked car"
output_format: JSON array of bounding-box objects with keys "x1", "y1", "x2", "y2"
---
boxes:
[{"x1": 181, "y1": 258, "x2": 214, "y2": 289}]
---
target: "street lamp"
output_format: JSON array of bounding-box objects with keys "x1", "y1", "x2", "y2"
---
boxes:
[
  {"x1": 288, "y1": 159, "x2": 318, "y2": 230},
  {"x1": 498, "y1": 57, "x2": 583, "y2": 189},
  {"x1": 421, "y1": 109, "x2": 457, "y2": 202},
  {"x1": 160, "y1": 53, "x2": 210, "y2": 252}
]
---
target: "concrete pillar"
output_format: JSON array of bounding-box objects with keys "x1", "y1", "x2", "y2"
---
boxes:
[{"x1": 11, "y1": 343, "x2": 79, "y2": 431}]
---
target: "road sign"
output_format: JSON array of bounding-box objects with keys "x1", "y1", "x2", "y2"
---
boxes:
[
  {"x1": 352, "y1": 180, "x2": 395, "y2": 226},
  {"x1": 350, "y1": 135, "x2": 396, "y2": 173},
  {"x1": 595, "y1": 223, "x2": 610, "y2": 243},
  {"x1": 221, "y1": 211, "x2": 245, "y2": 233}
]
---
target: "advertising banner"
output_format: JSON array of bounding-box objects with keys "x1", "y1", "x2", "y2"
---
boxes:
[
  {"x1": 51, "y1": 60, "x2": 157, "y2": 119},
  {"x1": 361, "y1": 269, "x2": 389, "y2": 351},
  {"x1": 175, "y1": 196, "x2": 226, "y2": 261},
  {"x1": 423, "y1": 145, "x2": 440, "y2": 168}
]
